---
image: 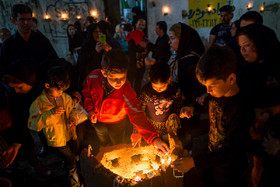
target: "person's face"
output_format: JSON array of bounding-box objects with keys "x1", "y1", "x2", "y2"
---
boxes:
[
  {"x1": 168, "y1": 31, "x2": 179, "y2": 51},
  {"x1": 151, "y1": 81, "x2": 169, "y2": 93},
  {"x1": 238, "y1": 35, "x2": 258, "y2": 63},
  {"x1": 102, "y1": 70, "x2": 127, "y2": 89},
  {"x1": 220, "y1": 11, "x2": 232, "y2": 25},
  {"x1": 202, "y1": 76, "x2": 234, "y2": 98},
  {"x1": 45, "y1": 84, "x2": 64, "y2": 98},
  {"x1": 12, "y1": 13, "x2": 32, "y2": 35},
  {"x1": 92, "y1": 27, "x2": 101, "y2": 41},
  {"x1": 155, "y1": 25, "x2": 161, "y2": 36},
  {"x1": 230, "y1": 23, "x2": 237, "y2": 37},
  {"x1": 31, "y1": 21, "x2": 38, "y2": 32},
  {"x1": 68, "y1": 26, "x2": 76, "y2": 36},
  {"x1": 136, "y1": 20, "x2": 146, "y2": 31},
  {"x1": 8, "y1": 82, "x2": 32, "y2": 94},
  {"x1": 240, "y1": 20, "x2": 255, "y2": 28}
]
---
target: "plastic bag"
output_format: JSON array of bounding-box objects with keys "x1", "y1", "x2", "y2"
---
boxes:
[{"x1": 75, "y1": 102, "x2": 88, "y2": 124}]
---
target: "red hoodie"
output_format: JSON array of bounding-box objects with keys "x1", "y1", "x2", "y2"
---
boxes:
[
  {"x1": 82, "y1": 69, "x2": 159, "y2": 144},
  {"x1": 126, "y1": 30, "x2": 144, "y2": 45}
]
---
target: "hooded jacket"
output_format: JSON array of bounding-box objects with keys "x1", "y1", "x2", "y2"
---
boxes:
[
  {"x1": 28, "y1": 90, "x2": 77, "y2": 147},
  {"x1": 82, "y1": 69, "x2": 159, "y2": 144}
]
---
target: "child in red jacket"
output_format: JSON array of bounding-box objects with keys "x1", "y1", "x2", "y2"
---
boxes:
[{"x1": 82, "y1": 49, "x2": 169, "y2": 154}]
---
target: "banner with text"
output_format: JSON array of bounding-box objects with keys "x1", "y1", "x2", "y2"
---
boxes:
[{"x1": 188, "y1": 0, "x2": 233, "y2": 28}]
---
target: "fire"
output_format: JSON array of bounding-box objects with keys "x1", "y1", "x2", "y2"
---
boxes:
[
  {"x1": 100, "y1": 145, "x2": 177, "y2": 182},
  {"x1": 134, "y1": 176, "x2": 141, "y2": 182}
]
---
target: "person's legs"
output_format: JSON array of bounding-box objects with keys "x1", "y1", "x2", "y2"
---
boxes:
[
  {"x1": 94, "y1": 122, "x2": 111, "y2": 147},
  {"x1": 107, "y1": 119, "x2": 127, "y2": 145},
  {"x1": 55, "y1": 143, "x2": 80, "y2": 186}
]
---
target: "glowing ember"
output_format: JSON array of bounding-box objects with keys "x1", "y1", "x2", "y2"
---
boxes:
[
  {"x1": 134, "y1": 176, "x2": 141, "y2": 182},
  {"x1": 151, "y1": 163, "x2": 159, "y2": 170}
]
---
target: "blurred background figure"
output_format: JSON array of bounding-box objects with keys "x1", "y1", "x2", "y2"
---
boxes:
[
  {"x1": 66, "y1": 24, "x2": 84, "y2": 66},
  {"x1": 0, "y1": 28, "x2": 11, "y2": 48},
  {"x1": 114, "y1": 24, "x2": 128, "y2": 51}
]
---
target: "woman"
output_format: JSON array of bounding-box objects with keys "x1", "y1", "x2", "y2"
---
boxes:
[
  {"x1": 66, "y1": 24, "x2": 84, "y2": 65},
  {"x1": 237, "y1": 23, "x2": 280, "y2": 187},
  {"x1": 168, "y1": 22, "x2": 205, "y2": 105},
  {"x1": 77, "y1": 23, "x2": 107, "y2": 91}
]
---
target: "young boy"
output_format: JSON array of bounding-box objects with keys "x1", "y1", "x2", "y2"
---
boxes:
[
  {"x1": 138, "y1": 62, "x2": 182, "y2": 139},
  {"x1": 171, "y1": 45, "x2": 255, "y2": 186},
  {"x1": 82, "y1": 49, "x2": 169, "y2": 154},
  {"x1": 28, "y1": 67, "x2": 81, "y2": 187}
]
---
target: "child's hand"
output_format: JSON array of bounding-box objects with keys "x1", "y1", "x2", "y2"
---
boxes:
[
  {"x1": 88, "y1": 111, "x2": 97, "y2": 124},
  {"x1": 180, "y1": 106, "x2": 194, "y2": 118},
  {"x1": 196, "y1": 93, "x2": 209, "y2": 105},
  {"x1": 171, "y1": 157, "x2": 195, "y2": 173},
  {"x1": 131, "y1": 132, "x2": 142, "y2": 148},
  {"x1": 52, "y1": 107, "x2": 65, "y2": 116},
  {"x1": 153, "y1": 139, "x2": 170, "y2": 155},
  {"x1": 263, "y1": 133, "x2": 280, "y2": 155},
  {"x1": 70, "y1": 118, "x2": 77, "y2": 128},
  {"x1": 2, "y1": 143, "x2": 21, "y2": 168}
]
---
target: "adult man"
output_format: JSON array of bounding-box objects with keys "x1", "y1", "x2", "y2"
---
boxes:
[
  {"x1": 0, "y1": 4, "x2": 58, "y2": 75},
  {"x1": 209, "y1": 5, "x2": 234, "y2": 46},
  {"x1": 146, "y1": 21, "x2": 171, "y2": 64}
]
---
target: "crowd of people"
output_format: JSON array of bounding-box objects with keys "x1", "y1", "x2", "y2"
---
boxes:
[{"x1": 0, "y1": 3, "x2": 280, "y2": 187}]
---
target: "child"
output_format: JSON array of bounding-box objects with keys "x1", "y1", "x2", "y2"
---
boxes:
[
  {"x1": 82, "y1": 49, "x2": 169, "y2": 154},
  {"x1": 171, "y1": 45, "x2": 255, "y2": 186},
  {"x1": 138, "y1": 62, "x2": 182, "y2": 140},
  {"x1": 28, "y1": 67, "x2": 81, "y2": 187}
]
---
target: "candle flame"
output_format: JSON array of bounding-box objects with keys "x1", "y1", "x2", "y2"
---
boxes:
[
  {"x1": 61, "y1": 13, "x2": 68, "y2": 20},
  {"x1": 44, "y1": 14, "x2": 50, "y2": 20},
  {"x1": 134, "y1": 176, "x2": 141, "y2": 182},
  {"x1": 247, "y1": 3, "x2": 252, "y2": 9},
  {"x1": 76, "y1": 15, "x2": 81, "y2": 19},
  {"x1": 91, "y1": 10, "x2": 97, "y2": 17}
]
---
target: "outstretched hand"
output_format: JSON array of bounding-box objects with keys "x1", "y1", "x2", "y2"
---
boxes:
[
  {"x1": 153, "y1": 139, "x2": 170, "y2": 155},
  {"x1": 2, "y1": 143, "x2": 21, "y2": 168},
  {"x1": 180, "y1": 106, "x2": 194, "y2": 118},
  {"x1": 171, "y1": 157, "x2": 195, "y2": 173}
]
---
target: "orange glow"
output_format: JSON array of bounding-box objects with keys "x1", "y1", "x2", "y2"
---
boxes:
[
  {"x1": 61, "y1": 13, "x2": 68, "y2": 20},
  {"x1": 44, "y1": 14, "x2": 51, "y2": 20},
  {"x1": 91, "y1": 10, "x2": 97, "y2": 17},
  {"x1": 134, "y1": 176, "x2": 141, "y2": 182},
  {"x1": 207, "y1": 5, "x2": 212, "y2": 12},
  {"x1": 162, "y1": 6, "x2": 169, "y2": 15},
  {"x1": 76, "y1": 15, "x2": 82, "y2": 19},
  {"x1": 247, "y1": 3, "x2": 253, "y2": 10},
  {"x1": 260, "y1": 5, "x2": 265, "y2": 12}
]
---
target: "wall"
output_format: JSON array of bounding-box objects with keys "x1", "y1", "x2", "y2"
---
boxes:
[
  {"x1": 0, "y1": 0, "x2": 105, "y2": 59},
  {"x1": 146, "y1": 0, "x2": 280, "y2": 45}
]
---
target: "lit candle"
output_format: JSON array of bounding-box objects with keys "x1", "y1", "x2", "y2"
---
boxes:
[
  {"x1": 260, "y1": 5, "x2": 265, "y2": 12},
  {"x1": 91, "y1": 10, "x2": 97, "y2": 17},
  {"x1": 44, "y1": 14, "x2": 51, "y2": 20},
  {"x1": 207, "y1": 5, "x2": 212, "y2": 13},
  {"x1": 134, "y1": 176, "x2": 141, "y2": 182},
  {"x1": 76, "y1": 15, "x2": 82, "y2": 19},
  {"x1": 163, "y1": 6, "x2": 169, "y2": 16},
  {"x1": 247, "y1": 3, "x2": 253, "y2": 10},
  {"x1": 61, "y1": 13, "x2": 68, "y2": 20}
]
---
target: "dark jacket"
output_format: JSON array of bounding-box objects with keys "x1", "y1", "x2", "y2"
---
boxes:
[
  {"x1": 172, "y1": 23, "x2": 205, "y2": 105},
  {"x1": 147, "y1": 33, "x2": 171, "y2": 64},
  {"x1": 0, "y1": 31, "x2": 58, "y2": 73}
]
